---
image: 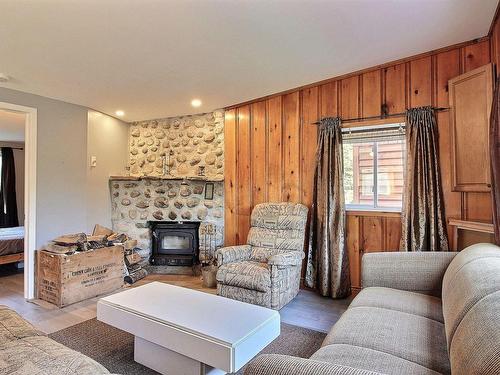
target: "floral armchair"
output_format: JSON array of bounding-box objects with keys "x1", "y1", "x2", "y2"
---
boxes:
[{"x1": 215, "y1": 203, "x2": 308, "y2": 310}]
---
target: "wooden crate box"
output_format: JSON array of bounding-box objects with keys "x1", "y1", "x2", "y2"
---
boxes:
[{"x1": 36, "y1": 245, "x2": 124, "y2": 307}]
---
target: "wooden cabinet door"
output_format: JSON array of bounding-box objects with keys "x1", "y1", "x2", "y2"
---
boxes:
[{"x1": 448, "y1": 63, "x2": 493, "y2": 192}]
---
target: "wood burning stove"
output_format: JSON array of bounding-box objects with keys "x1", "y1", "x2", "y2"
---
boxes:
[{"x1": 149, "y1": 221, "x2": 200, "y2": 266}]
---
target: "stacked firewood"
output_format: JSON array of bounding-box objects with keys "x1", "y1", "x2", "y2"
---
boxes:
[
  {"x1": 44, "y1": 224, "x2": 136, "y2": 255},
  {"x1": 124, "y1": 250, "x2": 148, "y2": 284},
  {"x1": 43, "y1": 224, "x2": 148, "y2": 284}
]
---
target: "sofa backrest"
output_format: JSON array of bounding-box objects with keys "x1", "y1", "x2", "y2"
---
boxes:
[
  {"x1": 246, "y1": 203, "x2": 308, "y2": 262},
  {"x1": 441, "y1": 243, "x2": 500, "y2": 375}
]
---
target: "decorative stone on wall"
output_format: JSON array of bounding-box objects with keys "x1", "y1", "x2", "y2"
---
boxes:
[
  {"x1": 110, "y1": 178, "x2": 224, "y2": 262},
  {"x1": 128, "y1": 110, "x2": 224, "y2": 179}
]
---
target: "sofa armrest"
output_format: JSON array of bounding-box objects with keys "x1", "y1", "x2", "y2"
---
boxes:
[
  {"x1": 215, "y1": 245, "x2": 252, "y2": 266},
  {"x1": 268, "y1": 251, "x2": 304, "y2": 267},
  {"x1": 361, "y1": 251, "x2": 458, "y2": 295},
  {"x1": 244, "y1": 354, "x2": 383, "y2": 375}
]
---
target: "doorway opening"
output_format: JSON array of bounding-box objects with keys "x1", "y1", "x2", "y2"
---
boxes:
[{"x1": 0, "y1": 102, "x2": 37, "y2": 300}]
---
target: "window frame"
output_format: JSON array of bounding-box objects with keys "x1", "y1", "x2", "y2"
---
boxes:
[{"x1": 342, "y1": 122, "x2": 406, "y2": 213}]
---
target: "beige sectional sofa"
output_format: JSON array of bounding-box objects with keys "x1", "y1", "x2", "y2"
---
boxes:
[
  {"x1": 245, "y1": 243, "x2": 500, "y2": 375},
  {"x1": 0, "y1": 305, "x2": 110, "y2": 374}
]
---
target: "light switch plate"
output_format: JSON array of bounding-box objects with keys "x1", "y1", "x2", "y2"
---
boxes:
[{"x1": 90, "y1": 156, "x2": 97, "y2": 167}]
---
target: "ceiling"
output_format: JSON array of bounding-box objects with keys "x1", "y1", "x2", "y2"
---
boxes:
[
  {"x1": 0, "y1": 0, "x2": 497, "y2": 122},
  {"x1": 0, "y1": 110, "x2": 25, "y2": 143}
]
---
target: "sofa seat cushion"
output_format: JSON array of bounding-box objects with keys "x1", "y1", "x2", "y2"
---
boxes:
[
  {"x1": 0, "y1": 336, "x2": 109, "y2": 374},
  {"x1": 322, "y1": 306, "x2": 450, "y2": 374},
  {"x1": 0, "y1": 305, "x2": 43, "y2": 343},
  {"x1": 217, "y1": 284, "x2": 271, "y2": 308},
  {"x1": 311, "y1": 344, "x2": 441, "y2": 375},
  {"x1": 216, "y1": 261, "x2": 271, "y2": 292},
  {"x1": 350, "y1": 287, "x2": 444, "y2": 323}
]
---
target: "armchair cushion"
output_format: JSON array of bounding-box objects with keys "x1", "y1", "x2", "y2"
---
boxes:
[
  {"x1": 268, "y1": 251, "x2": 304, "y2": 267},
  {"x1": 250, "y1": 203, "x2": 309, "y2": 230},
  {"x1": 247, "y1": 203, "x2": 308, "y2": 263},
  {"x1": 248, "y1": 227, "x2": 306, "y2": 262},
  {"x1": 216, "y1": 261, "x2": 270, "y2": 292},
  {"x1": 215, "y1": 245, "x2": 251, "y2": 266},
  {"x1": 250, "y1": 246, "x2": 277, "y2": 263}
]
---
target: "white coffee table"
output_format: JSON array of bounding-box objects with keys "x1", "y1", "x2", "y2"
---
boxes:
[{"x1": 97, "y1": 282, "x2": 280, "y2": 375}]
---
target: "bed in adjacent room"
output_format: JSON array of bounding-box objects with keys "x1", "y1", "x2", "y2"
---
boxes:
[{"x1": 0, "y1": 226, "x2": 24, "y2": 264}]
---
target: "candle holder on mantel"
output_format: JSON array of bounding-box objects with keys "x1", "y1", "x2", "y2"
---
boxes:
[
  {"x1": 200, "y1": 223, "x2": 217, "y2": 288},
  {"x1": 162, "y1": 150, "x2": 174, "y2": 176},
  {"x1": 197, "y1": 165, "x2": 206, "y2": 177}
]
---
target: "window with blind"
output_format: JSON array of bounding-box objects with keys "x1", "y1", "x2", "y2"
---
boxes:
[{"x1": 343, "y1": 123, "x2": 406, "y2": 211}]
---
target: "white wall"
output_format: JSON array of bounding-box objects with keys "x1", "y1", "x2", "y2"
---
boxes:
[
  {"x1": 0, "y1": 141, "x2": 25, "y2": 226},
  {"x1": 86, "y1": 110, "x2": 129, "y2": 232},
  {"x1": 0, "y1": 87, "x2": 129, "y2": 247}
]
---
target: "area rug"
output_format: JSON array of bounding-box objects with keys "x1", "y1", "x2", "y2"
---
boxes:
[{"x1": 49, "y1": 318, "x2": 326, "y2": 375}]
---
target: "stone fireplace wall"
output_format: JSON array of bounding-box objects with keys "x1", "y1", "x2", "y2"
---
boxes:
[
  {"x1": 110, "y1": 109, "x2": 225, "y2": 264},
  {"x1": 128, "y1": 110, "x2": 224, "y2": 179},
  {"x1": 110, "y1": 178, "x2": 224, "y2": 261}
]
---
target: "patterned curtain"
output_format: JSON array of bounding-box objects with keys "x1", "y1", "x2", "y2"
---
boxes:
[
  {"x1": 400, "y1": 107, "x2": 449, "y2": 251},
  {"x1": 490, "y1": 77, "x2": 500, "y2": 245},
  {"x1": 305, "y1": 117, "x2": 350, "y2": 298}
]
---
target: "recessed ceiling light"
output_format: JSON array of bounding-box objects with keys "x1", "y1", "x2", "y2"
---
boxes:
[
  {"x1": 191, "y1": 99, "x2": 202, "y2": 108},
  {"x1": 115, "y1": 110, "x2": 125, "y2": 116}
]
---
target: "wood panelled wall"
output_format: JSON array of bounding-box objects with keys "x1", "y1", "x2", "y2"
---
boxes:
[{"x1": 224, "y1": 37, "x2": 495, "y2": 291}]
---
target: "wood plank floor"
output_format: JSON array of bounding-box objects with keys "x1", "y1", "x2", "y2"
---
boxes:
[{"x1": 0, "y1": 267, "x2": 351, "y2": 334}]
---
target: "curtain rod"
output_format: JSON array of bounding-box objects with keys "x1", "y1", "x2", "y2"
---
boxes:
[
  {"x1": 312, "y1": 107, "x2": 450, "y2": 125},
  {"x1": 0, "y1": 147, "x2": 24, "y2": 150}
]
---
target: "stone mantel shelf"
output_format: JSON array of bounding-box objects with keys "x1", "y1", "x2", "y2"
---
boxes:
[{"x1": 109, "y1": 175, "x2": 224, "y2": 182}]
